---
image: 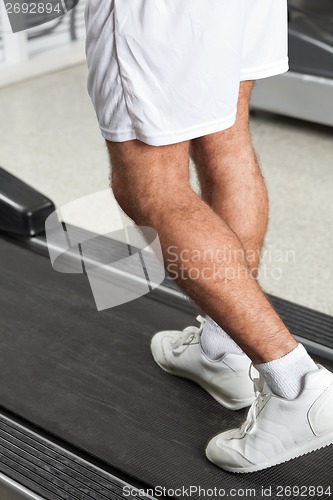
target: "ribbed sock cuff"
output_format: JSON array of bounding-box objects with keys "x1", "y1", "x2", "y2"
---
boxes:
[
  {"x1": 199, "y1": 315, "x2": 243, "y2": 360},
  {"x1": 254, "y1": 343, "x2": 318, "y2": 399}
]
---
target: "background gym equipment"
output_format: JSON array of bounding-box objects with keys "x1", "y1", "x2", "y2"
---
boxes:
[{"x1": 251, "y1": 0, "x2": 333, "y2": 127}]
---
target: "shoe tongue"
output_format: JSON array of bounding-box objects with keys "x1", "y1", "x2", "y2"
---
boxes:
[
  {"x1": 263, "y1": 380, "x2": 273, "y2": 395},
  {"x1": 255, "y1": 374, "x2": 273, "y2": 395}
]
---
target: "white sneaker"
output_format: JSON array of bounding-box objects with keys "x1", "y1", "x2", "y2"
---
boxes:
[
  {"x1": 206, "y1": 364, "x2": 333, "y2": 473},
  {"x1": 150, "y1": 316, "x2": 255, "y2": 410}
]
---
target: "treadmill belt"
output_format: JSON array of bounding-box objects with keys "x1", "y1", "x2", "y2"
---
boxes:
[{"x1": 0, "y1": 237, "x2": 333, "y2": 500}]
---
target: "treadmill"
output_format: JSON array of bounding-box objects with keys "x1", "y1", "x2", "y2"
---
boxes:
[
  {"x1": 0, "y1": 167, "x2": 333, "y2": 500},
  {"x1": 251, "y1": 0, "x2": 333, "y2": 127}
]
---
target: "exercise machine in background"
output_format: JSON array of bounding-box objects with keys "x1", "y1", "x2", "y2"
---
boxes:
[{"x1": 252, "y1": 0, "x2": 333, "y2": 127}]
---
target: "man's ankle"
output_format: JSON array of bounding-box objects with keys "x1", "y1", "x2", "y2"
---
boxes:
[
  {"x1": 254, "y1": 343, "x2": 318, "y2": 400},
  {"x1": 200, "y1": 315, "x2": 243, "y2": 360}
]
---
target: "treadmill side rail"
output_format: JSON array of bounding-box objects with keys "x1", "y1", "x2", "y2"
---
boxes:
[
  {"x1": 0, "y1": 473, "x2": 45, "y2": 500},
  {"x1": 0, "y1": 413, "x2": 158, "y2": 500},
  {"x1": 0, "y1": 167, "x2": 55, "y2": 237}
]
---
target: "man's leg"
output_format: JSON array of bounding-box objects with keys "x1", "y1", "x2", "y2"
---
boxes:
[
  {"x1": 191, "y1": 81, "x2": 266, "y2": 277},
  {"x1": 108, "y1": 137, "x2": 296, "y2": 364},
  {"x1": 107, "y1": 125, "x2": 333, "y2": 473},
  {"x1": 190, "y1": 81, "x2": 268, "y2": 359}
]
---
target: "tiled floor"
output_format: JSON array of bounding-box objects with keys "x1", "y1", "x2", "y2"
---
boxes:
[{"x1": 0, "y1": 64, "x2": 332, "y2": 314}]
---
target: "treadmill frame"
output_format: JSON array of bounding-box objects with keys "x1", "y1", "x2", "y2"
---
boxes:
[{"x1": 1, "y1": 229, "x2": 333, "y2": 499}]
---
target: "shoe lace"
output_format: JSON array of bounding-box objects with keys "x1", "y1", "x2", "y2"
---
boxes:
[
  {"x1": 241, "y1": 363, "x2": 270, "y2": 435},
  {"x1": 171, "y1": 315, "x2": 205, "y2": 353}
]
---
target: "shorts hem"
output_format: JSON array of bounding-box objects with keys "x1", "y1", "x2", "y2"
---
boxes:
[
  {"x1": 100, "y1": 113, "x2": 237, "y2": 146},
  {"x1": 240, "y1": 58, "x2": 289, "y2": 81}
]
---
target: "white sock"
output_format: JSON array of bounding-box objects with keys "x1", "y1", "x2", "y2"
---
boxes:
[
  {"x1": 200, "y1": 315, "x2": 243, "y2": 360},
  {"x1": 254, "y1": 343, "x2": 318, "y2": 400}
]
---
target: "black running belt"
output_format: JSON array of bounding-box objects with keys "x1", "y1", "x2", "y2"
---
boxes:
[
  {"x1": 0, "y1": 237, "x2": 333, "y2": 500},
  {"x1": 268, "y1": 295, "x2": 333, "y2": 351}
]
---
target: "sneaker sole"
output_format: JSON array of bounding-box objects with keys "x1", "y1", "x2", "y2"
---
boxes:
[
  {"x1": 206, "y1": 431, "x2": 333, "y2": 473},
  {"x1": 151, "y1": 343, "x2": 254, "y2": 411}
]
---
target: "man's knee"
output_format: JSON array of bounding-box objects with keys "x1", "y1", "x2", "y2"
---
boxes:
[
  {"x1": 107, "y1": 140, "x2": 154, "y2": 223},
  {"x1": 112, "y1": 172, "x2": 151, "y2": 224},
  {"x1": 107, "y1": 138, "x2": 191, "y2": 224}
]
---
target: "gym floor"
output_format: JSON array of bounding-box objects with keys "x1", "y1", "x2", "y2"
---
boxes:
[{"x1": 0, "y1": 64, "x2": 332, "y2": 315}]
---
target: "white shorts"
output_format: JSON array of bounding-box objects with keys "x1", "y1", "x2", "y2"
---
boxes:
[{"x1": 85, "y1": 0, "x2": 289, "y2": 146}]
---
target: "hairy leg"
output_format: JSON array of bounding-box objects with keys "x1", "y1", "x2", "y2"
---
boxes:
[
  {"x1": 107, "y1": 137, "x2": 297, "y2": 364},
  {"x1": 190, "y1": 81, "x2": 268, "y2": 276}
]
